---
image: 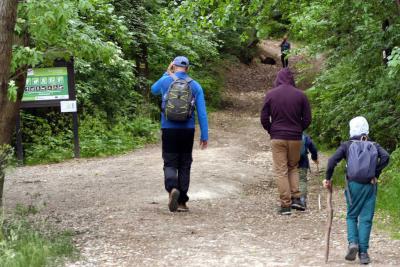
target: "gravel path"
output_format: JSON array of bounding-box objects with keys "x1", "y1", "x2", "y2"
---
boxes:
[{"x1": 4, "y1": 55, "x2": 400, "y2": 266}]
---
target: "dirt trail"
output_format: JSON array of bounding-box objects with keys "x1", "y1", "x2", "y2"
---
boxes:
[{"x1": 4, "y1": 43, "x2": 400, "y2": 266}]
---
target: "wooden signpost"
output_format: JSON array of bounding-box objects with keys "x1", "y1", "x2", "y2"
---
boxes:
[{"x1": 16, "y1": 59, "x2": 80, "y2": 162}]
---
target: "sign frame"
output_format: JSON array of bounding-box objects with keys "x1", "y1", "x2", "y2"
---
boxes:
[
  {"x1": 16, "y1": 59, "x2": 80, "y2": 163},
  {"x1": 20, "y1": 60, "x2": 76, "y2": 108}
]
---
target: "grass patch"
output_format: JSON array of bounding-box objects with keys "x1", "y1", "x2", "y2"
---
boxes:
[
  {"x1": 376, "y1": 147, "x2": 400, "y2": 238},
  {"x1": 0, "y1": 206, "x2": 77, "y2": 267},
  {"x1": 375, "y1": 212, "x2": 400, "y2": 239}
]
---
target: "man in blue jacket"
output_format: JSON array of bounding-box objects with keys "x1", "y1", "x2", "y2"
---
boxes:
[{"x1": 151, "y1": 56, "x2": 208, "y2": 212}]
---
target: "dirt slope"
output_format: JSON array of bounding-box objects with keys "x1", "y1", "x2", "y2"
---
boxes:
[{"x1": 4, "y1": 51, "x2": 400, "y2": 266}]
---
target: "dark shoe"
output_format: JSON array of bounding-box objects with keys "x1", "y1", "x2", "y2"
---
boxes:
[
  {"x1": 359, "y1": 252, "x2": 371, "y2": 265},
  {"x1": 345, "y1": 243, "x2": 359, "y2": 261},
  {"x1": 291, "y1": 198, "x2": 305, "y2": 211},
  {"x1": 178, "y1": 203, "x2": 189, "y2": 212},
  {"x1": 279, "y1": 207, "x2": 291, "y2": 215},
  {"x1": 300, "y1": 196, "x2": 307, "y2": 210},
  {"x1": 168, "y1": 188, "x2": 180, "y2": 212}
]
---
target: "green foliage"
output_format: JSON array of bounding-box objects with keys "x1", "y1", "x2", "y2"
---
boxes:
[
  {"x1": 377, "y1": 147, "x2": 400, "y2": 233},
  {"x1": 388, "y1": 46, "x2": 400, "y2": 77},
  {"x1": 79, "y1": 115, "x2": 158, "y2": 158},
  {"x1": 7, "y1": 81, "x2": 17, "y2": 102},
  {"x1": 307, "y1": 59, "x2": 400, "y2": 149},
  {"x1": 291, "y1": 1, "x2": 400, "y2": 151},
  {"x1": 0, "y1": 145, "x2": 13, "y2": 171},
  {"x1": 330, "y1": 161, "x2": 347, "y2": 188},
  {"x1": 0, "y1": 207, "x2": 76, "y2": 267},
  {"x1": 150, "y1": 0, "x2": 291, "y2": 68},
  {"x1": 190, "y1": 66, "x2": 224, "y2": 109},
  {"x1": 75, "y1": 58, "x2": 138, "y2": 123},
  {"x1": 14, "y1": 0, "x2": 131, "y2": 69},
  {"x1": 21, "y1": 113, "x2": 158, "y2": 165}
]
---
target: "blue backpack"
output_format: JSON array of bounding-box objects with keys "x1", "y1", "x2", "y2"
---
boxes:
[{"x1": 346, "y1": 138, "x2": 378, "y2": 180}]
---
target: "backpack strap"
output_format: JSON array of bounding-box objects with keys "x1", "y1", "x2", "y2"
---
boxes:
[
  {"x1": 170, "y1": 73, "x2": 179, "y2": 81},
  {"x1": 169, "y1": 74, "x2": 192, "y2": 83}
]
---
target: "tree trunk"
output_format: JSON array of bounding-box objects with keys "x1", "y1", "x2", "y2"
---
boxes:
[
  {"x1": 0, "y1": 0, "x2": 18, "y2": 146},
  {"x1": 135, "y1": 43, "x2": 150, "y2": 97},
  {"x1": 0, "y1": 0, "x2": 18, "y2": 207}
]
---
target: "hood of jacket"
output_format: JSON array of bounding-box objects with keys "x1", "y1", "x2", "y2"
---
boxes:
[{"x1": 274, "y1": 68, "x2": 296, "y2": 87}]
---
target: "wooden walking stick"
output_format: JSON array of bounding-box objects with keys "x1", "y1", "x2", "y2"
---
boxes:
[{"x1": 325, "y1": 185, "x2": 333, "y2": 263}]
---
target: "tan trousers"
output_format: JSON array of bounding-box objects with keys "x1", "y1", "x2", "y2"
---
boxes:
[{"x1": 271, "y1": 139, "x2": 302, "y2": 207}]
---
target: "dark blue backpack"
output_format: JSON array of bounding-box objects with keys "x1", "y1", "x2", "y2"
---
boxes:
[{"x1": 346, "y1": 138, "x2": 378, "y2": 180}]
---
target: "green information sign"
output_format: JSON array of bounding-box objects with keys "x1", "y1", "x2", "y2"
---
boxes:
[{"x1": 22, "y1": 67, "x2": 69, "y2": 101}]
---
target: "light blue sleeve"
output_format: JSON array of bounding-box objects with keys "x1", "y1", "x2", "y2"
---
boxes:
[
  {"x1": 151, "y1": 72, "x2": 169, "y2": 95},
  {"x1": 193, "y1": 82, "x2": 209, "y2": 141}
]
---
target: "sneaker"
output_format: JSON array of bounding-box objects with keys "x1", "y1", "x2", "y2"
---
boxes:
[
  {"x1": 345, "y1": 243, "x2": 359, "y2": 261},
  {"x1": 300, "y1": 196, "x2": 307, "y2": 209},
  {"x1": 168, "y1": 188, "x2": 180, "y2": 212},
  {"x1": 359, "y1": 252, "x2": 371, "y2": 265},
  {"x1": 279, "y1": 207, "x2": 291, "y2": 215},
  {"x1": 178, "y1": 203, "x2": 189, "y2": 212},
  {"x1": 291, "y1": 198, "x2": 306, "y2": 211}
]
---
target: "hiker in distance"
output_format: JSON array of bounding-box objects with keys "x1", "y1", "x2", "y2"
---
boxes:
[
  {"x1": 280, "y1": 35, "x2": 291, "y2": 68},
  {"x1": 151, "y1": 56, "x2": 209, "y2": 212},
  {"x1": 323, "y1": 116, "x2": 389, "y2": 265},
  {"x1": 260, "y1": 68, "x2": 312, "y2": 215}
]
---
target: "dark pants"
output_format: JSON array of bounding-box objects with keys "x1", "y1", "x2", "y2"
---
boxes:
[
  {"x1": 281, "y1": 54, "x2": 289, "y2": 68},
  {"x1": 162, "y1": 128, "x2": 194, "y2": 204}
]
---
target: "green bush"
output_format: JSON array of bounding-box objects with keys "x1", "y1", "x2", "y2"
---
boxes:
[
  {"x1": 79, "y1": 115, "x2": 158, "y2": 158},
  {"x1": 307, "y1": 58, "x2": 400, "y2": 151},
  {"x1": 190, "y1": 67, "x2": 224, "y2": 109},
  {"x1": 377, "y1": 147, "x2": 400, "y2": 233},
  {"x1": 0, "y1": 209, "x2": 75, "y2": 267},
  {"x1": 21, "y1": 114, "x2": 158, "y2": 165},
  {"x1": 329, "y1": 161, "x2": 347, "y2": 188}
]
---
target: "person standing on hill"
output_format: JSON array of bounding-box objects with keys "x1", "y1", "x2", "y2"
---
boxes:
[
  {"x1": 260, "y1": 68, "x2": 312, "y2": 215},
  {"x1": 280, "y1": 35, "x2": 291, "y2": 68},
  {"x1": 151, "y1": 56, "x2": 209, "y2": 212}
]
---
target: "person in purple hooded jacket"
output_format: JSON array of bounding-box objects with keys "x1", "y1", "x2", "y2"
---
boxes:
[{"x1": 260, "y1": 68, "x2": 312, "y2": 215}]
